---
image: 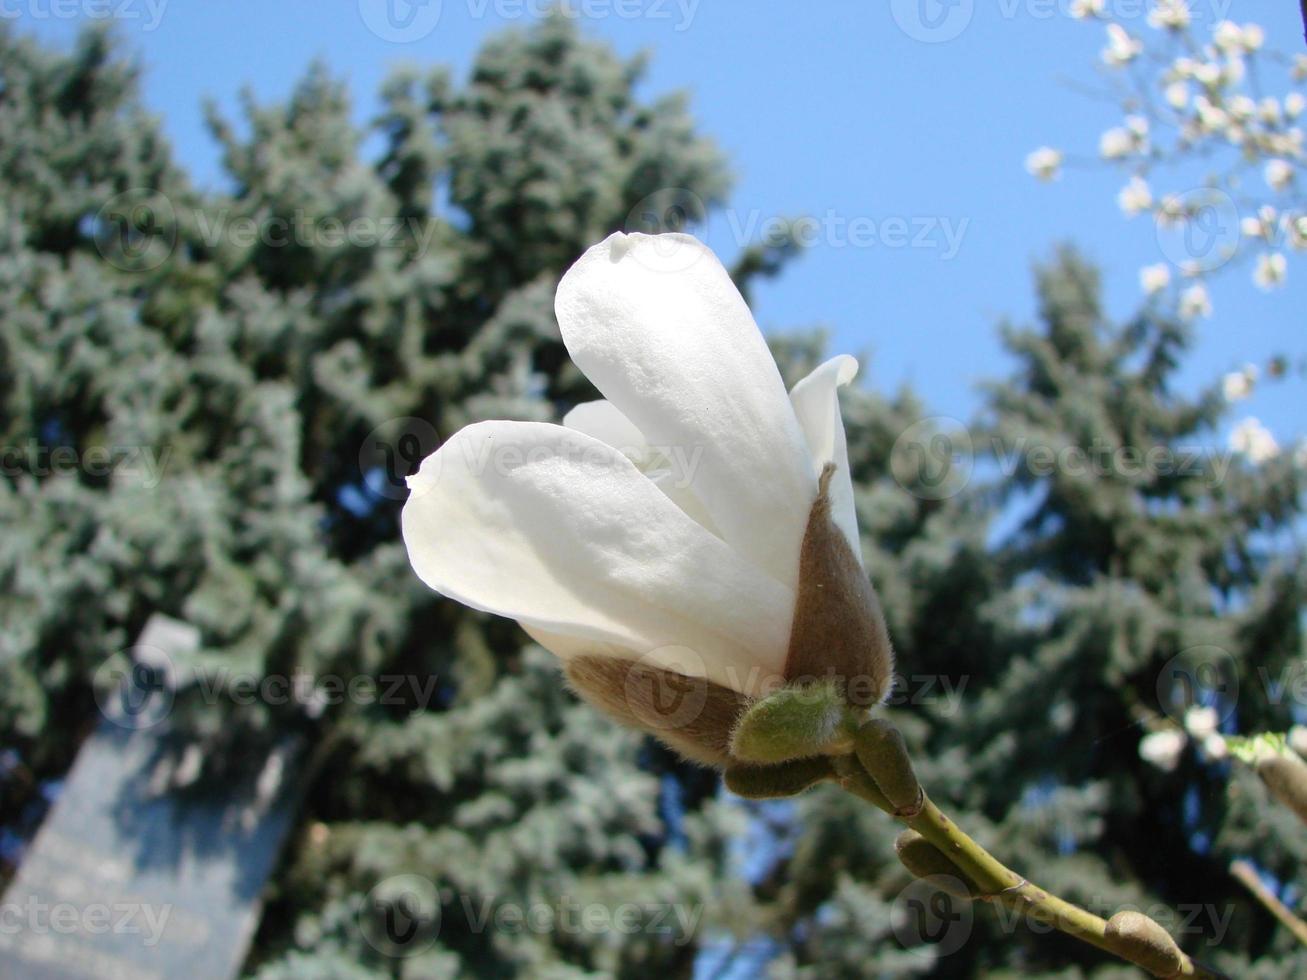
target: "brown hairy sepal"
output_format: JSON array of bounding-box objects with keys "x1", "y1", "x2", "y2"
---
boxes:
[
  {"x1": 564, "y1": 655, "x2": 753, "y2": 768},
  {"x1": 784, "y1": 463, "x2": 894, "y2": 707}
]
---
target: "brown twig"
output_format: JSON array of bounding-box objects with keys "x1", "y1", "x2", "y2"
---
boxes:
[{"x1": 1230, "y1": 859, "x2": 1307, "y2": 949}]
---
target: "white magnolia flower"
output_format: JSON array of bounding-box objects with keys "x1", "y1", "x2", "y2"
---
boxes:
[
  {"x1": 1258, "y1": 97, "x2": 1282, "y2": 126},
  {"x1": 1286, "y1": 93, "x2": 1306, "y2": 119},
  {"x1": 1147, "y1": 0, "x2": 1190, "y2": 31},
  {"x1": 1213, "y1": 21, "x2": 1261, "y2": 54},
  {"x1": 1253, "y1": 252, "x2": 1287, "y2": 290},
  {"x1": 1184, "y1": 705, "x2": 1219, "y2": 740},
  {"x1": 1265, "y1": 159, "x2": 1295, "y2": 192},
  {"x1": 1291, "y1": 216, "x2": 1307, "y2": 251},
  {"x1": 1178, "y1": 282, "x2": 1212, "y2": 319},
  {"x1": 1229, "y1": 416, "x2": 1279, "y2": 463},
  {"x1": 1241, "y1": 205, "x2": 1277, "y2": 240},
  {"x1": 1203, "y1": 734, "x2": 1229, "y2": 761},
  {"x1": 1192, "y1": 61, "x2": 1223, "y2": 89},
  {"x1": 1165, "y1": 82, "x2": 1189, "y2": 110},
  {"x1": 1140, "y1": 730, "x2": 1186, "y2": 772},
  {"x1": 401, "y1": 232, "x2": 892, "y2": 765},
  {"x1": 1193, "y1": 96, "x2": 1229, "y2": 133},
  {"x1": 1140, "y1": 263, "x2": 1171, "y2": 295},
  {"x1": 1117, "y1": 176, "x2": 1152, "y2": 216},
  {"x1": 1102, "y1": 25, "x2": 1143, "y2": 67},
  {"x1": 1026, "y1": 146, "x2": 1063, "y2": 181},
  {"x1": 1227, "y1": 95, "x2": 1255, "y2": 121},
  {"x1": 1100, "y1": 127, "x2": 1135, "y2": 160},
  {"x1": 1069, "y1": 0, "x2": 1105, "y2": 19},
  {"x1": 1221, "y1": 364, "x2": 1257, "y2": 402}
]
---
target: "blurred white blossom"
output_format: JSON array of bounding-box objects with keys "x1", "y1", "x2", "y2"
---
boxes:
[
  {"x1": 1241, "y1": 205, "x2": 1278, "y2": 240},
  {"x1": 1147, "y1": 0, "x2": 1189, "y2": 31},
  {"x1": 1102, "y1": 24, "x2": 1142, "y2": 67},
  {"x1": 1178, "y1": 282, "x2": 1211, "y2": 319},
  {"x1": 1034, "y1": 12, "x2": 1307, "y2": 309},
  {"x1": 1117, "y1": 176, "x2": 1152, "y2": 215},
  {"x1": 1025, "y1": 146, "x2": 1063, "y2": 181},
  {"x1": 1202, "y1": 734, "x2": 1229, "y2": 761},
  {"x1": 1253, "y1": 251, "x2": 1287, "y2": 290},
  {"x1": 1140, "y1": 730, "x2": 1186, "y2": 772},
  {"x1": 1213, "y1": 21, "x2": 1263, "y2": 55},
  {"x1": 1229, "y1": 417, "x2": 1279, "y2": 463},
  {"x1": 1099, "y1": 127, "x2": 1135, "y2": 160},
  {"x1": 1185, "y1": 705, "x2": 1219, "y2": 740},
  {"x1": 1140, "y1": 263, "x2": 1171, "y2": 295},
  {"x1": 1221, "y1": 364, "x2": 1257, "y2": 402},
  {"x1": 1265, "y1": 159, "x2": 1295, "y2": 192}
]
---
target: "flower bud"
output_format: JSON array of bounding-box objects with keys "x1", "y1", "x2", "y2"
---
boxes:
[
  {"x1": 1103, "y1": 910, "x2": 1183, "y2": 976},
  {"x1": 1256, "y1": 753, "x2": 1307, "y2": 826},
  {"x1": 894, "y1": 830, "x2": 977, "y2": 899}
]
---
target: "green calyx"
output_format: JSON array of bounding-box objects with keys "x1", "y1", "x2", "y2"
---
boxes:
[
  {"x1": 724, "y1": 756, "x2": 837, "y2": 799},
  {"x1": 729, "y1": 680, "x2": 852, "y2": 764}
]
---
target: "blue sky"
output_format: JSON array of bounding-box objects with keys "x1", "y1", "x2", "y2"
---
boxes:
[{"x1": 15, "y1": 1, "x2": 1304, "y2": 447}]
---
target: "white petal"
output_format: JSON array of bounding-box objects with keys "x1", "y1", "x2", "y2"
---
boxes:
[
  {"x1": 564, "y1": 399, "x2": 719, "y2": 533},
  {"x1": 555, "y1": 232, "x2": 816, "y2": 587},
  {"x1": 402, "y1": 420, "x2": 792, "y2": 694},
  {"x1": 789, "y1": 355, "x2": 862, "y2": 563},
  {"x1": 563, "y1": 400, "x2": 650, "y2": 463}
]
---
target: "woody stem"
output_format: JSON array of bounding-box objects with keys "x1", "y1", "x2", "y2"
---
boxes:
[{"x1": 838, "y1": 722, "x2": 1229, "y2": 979}]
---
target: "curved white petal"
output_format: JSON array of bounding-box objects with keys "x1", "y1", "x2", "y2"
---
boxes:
[
  {"x1": 790, "y1": 355, "x2": 862, "y2": 563},
  {"x1": 562, "y1": 401, "x2": 650, "y2": 464},
  {"x1": 555, "y1": 232, "x2": 816, "y2": 588},
  {"x1": 564, "y1": 398, "x2": 719, "y2": 533},
  {"x1": 402, "y1": 420, "x2": 792, "y2": 694}
]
